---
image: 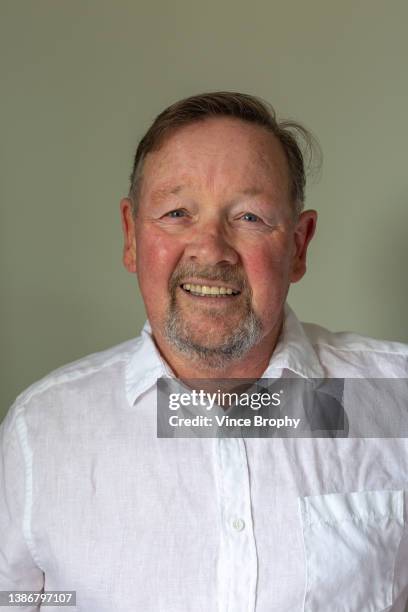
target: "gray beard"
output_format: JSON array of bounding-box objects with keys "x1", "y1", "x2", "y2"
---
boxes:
[{"x1": 164, "y1": 293, "x2": 263, "y2": 371}]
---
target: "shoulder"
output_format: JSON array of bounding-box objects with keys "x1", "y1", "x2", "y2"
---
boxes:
[
  {"x1": 302, "y1": 321, "x2": 408, "y2": 377},
  {"x1": 11, "y1": 336, "x2": 142, "y2": 416}
]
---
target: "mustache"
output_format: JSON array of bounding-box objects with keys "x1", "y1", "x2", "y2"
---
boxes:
[{"x1": 169, "y1": 263, "x2": 248, "y2": 292}]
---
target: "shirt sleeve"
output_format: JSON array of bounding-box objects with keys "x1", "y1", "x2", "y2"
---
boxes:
[{"x1": 0, "y1": 404, "x2": 44, "y2": 607}]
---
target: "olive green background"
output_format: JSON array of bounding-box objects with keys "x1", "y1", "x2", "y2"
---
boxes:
[{"x1": 1, "y1": 0, "x2": 407, "y2": 421}]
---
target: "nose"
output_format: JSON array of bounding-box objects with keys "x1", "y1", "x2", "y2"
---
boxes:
[{"x1": 183, "y1": 220, "x2": 239, "y2": 266}]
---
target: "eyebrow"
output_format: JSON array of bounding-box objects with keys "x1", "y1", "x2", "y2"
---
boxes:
[
  {"x1": 150, "y1": 185, "x2": 186, "y2": 204},
  {"x1": 151, "y1": 185, "x2": 265, "y2": 203},
  {"x1": 235, "y1": 187, "x2": 264, "y2": 197}
]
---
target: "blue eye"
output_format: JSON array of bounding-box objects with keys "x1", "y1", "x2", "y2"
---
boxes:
[
  {"x1": 166, "y1": 209, "x2": 186, "y2": 218},
  {"x1": 242, "y1": 212, "x2": 260, "y2": 222}
]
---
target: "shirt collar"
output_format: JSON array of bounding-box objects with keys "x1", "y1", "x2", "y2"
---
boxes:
[
  {"x1": 124, "y1": 320, "x2": 170, "y2": 407},
  {"x1": 263, "y1": 303, "x2": 324, "y2": 379},
  {"x1": 125, "y1": 303, "x2": 324, "y2": 407}
]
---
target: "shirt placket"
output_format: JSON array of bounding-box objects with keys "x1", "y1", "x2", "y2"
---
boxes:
[{"x1": 215, "y1": 436, "x2": 258, "y2": 612}]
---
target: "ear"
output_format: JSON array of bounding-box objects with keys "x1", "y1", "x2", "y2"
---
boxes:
[
  {"x1": 120, "y1": 198, "x2": 137, "y2": 274},
  {"x1": 290, "y1": 210, "x2": 317, "y2": 283}
]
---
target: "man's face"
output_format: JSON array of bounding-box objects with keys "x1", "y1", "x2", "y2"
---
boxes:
[{"x1": 121, "y1": 117, "x2": 316, "y2": 368}]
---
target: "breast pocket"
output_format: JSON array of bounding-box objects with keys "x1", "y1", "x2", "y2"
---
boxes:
[{"x1": 299, "y1": 489, "x2": 404, "y2": 612}]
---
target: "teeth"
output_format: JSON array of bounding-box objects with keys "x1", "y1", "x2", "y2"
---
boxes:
[{"x1": 181, "y1": 283, "x2": 238, "y2": 296}]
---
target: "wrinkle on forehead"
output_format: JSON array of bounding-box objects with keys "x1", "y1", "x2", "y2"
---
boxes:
[{"x1": 141, "y1": 118, "x2": 291, "y2": 204}]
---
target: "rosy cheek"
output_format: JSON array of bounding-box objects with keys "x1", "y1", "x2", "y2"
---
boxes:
[
  {"x1": 141, "y1": 237, "x2": 167, "y2": 267},
  {"x1": 136, "y1": 229, "x2": 183, "y2": 298},
  {"x1": 155, "y1": 235, "x2": 178, "y2": 265},
  {"x1": 138, "y1": 229, "x2": 171, "y2": 264},
  {"x1": 242, "y1": 247, "x2": 290, "y2": 309},
  {"x1": 243, "y1": 246, "x2": 279, "y2": 281}
]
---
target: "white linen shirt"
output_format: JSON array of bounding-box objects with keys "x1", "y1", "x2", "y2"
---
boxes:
[{"x1": 1, "y1": 304, "x2": 408, "y2": 612}]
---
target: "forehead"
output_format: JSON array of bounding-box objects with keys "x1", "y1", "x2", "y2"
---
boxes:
[{"x1": 140, "y1": 117, "x2": 290, "y2": 202}]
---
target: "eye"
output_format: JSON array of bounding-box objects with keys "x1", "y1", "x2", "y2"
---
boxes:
[
  {"x1": 165, "y1": 209, "x2": 188, "y2": 218},
  {"x1": 241, "y1": 212, "x2": 261, "y2": 223}
]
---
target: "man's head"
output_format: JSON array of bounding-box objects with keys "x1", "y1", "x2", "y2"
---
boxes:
[{"x1": 120, "y1": 92, "x2": 318, "y2": 375}]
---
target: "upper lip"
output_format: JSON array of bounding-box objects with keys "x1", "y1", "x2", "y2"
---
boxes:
[{"x1": 180, "y1": 279, "x2": 241, "y2": 293}]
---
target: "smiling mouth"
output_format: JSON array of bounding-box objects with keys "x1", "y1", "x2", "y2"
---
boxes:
[{"x1": 180, "y1": 283, "x2": 241, "y2": 297}]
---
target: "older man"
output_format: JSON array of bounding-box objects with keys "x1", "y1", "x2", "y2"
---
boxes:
[{"x1": 1, "y1": 92, "x2": 408, "y2": 611}]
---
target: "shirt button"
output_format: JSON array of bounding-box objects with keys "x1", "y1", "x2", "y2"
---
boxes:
[{"x1": 232, "y1": 518, "x2": 245, "y2": 531}]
